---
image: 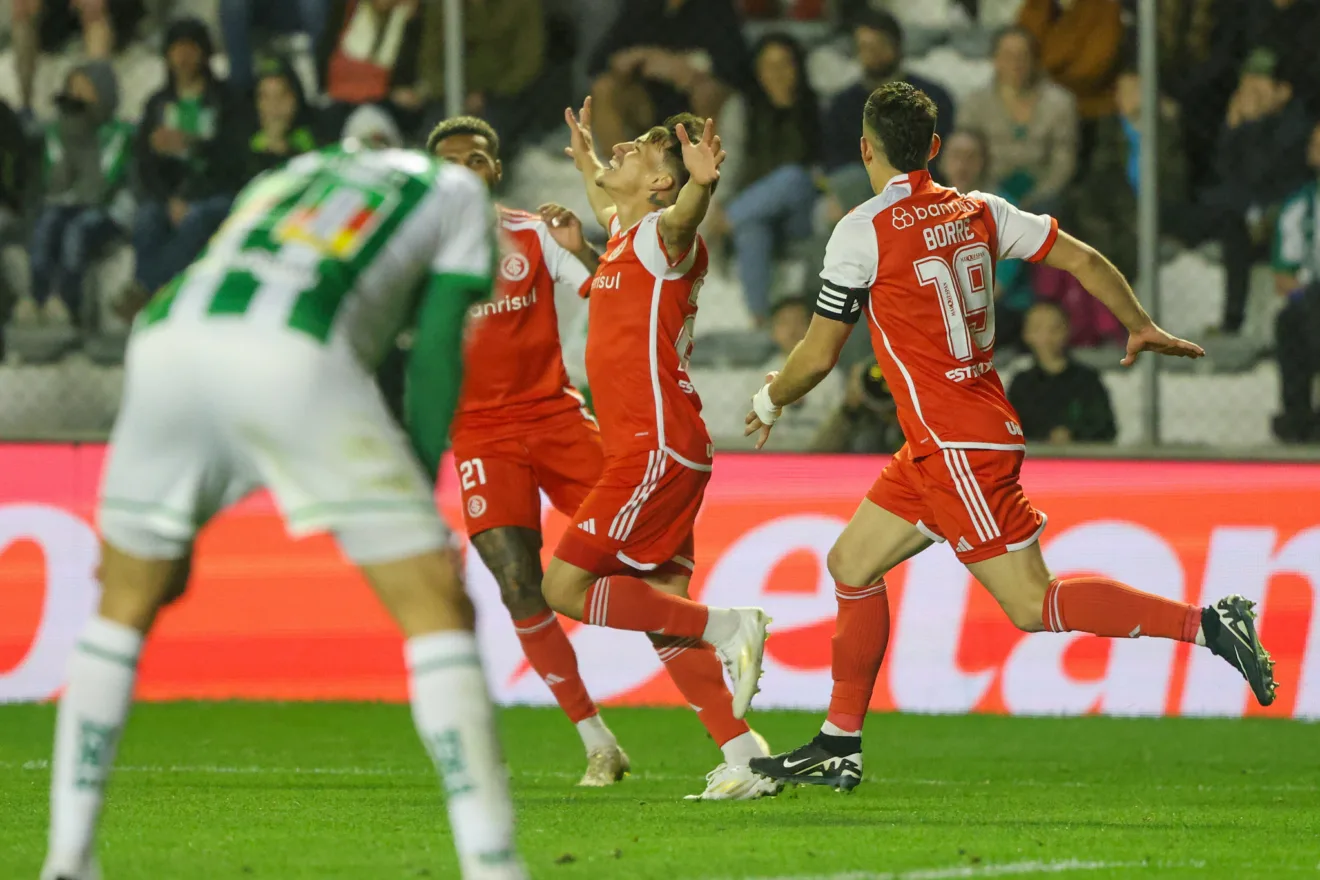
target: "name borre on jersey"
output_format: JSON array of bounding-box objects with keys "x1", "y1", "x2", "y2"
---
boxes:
[{"x1": 814, "y1": 169, "x2": 1058, "y2": 453}]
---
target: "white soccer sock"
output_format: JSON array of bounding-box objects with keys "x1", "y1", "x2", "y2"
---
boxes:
[
  {"x1": 46, "y1": 617, "x2": 143, "y2": 875},
  {"x1": 820, "y1": 720, "x2": 861, "y2": 738},
  {"x1": 701, "y1": 608, "x2": 740, "y2": 648},
  {"x1": 720, "y1": 730, "x2": 767, "y2": 766},
  {"x1": 575, "y1": 714, "x2": 617, "y2": 754},
  {"x1": 406, "y1": 631, "x2": 524, "y2": 880}
]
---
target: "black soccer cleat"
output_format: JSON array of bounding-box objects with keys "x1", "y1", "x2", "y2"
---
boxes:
[
  {"x1": 748, "y1": 734, "x2": 862, "y2": 792},
  {"x1": 1202, "y1": 594, "x2": 1278, "y2": 706}
]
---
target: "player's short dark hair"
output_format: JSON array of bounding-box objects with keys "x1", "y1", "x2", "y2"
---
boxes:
[
  {"x1": 641, "y1": 112, "x2": 720, "y2": 202},
  {"x1": 862, "y1": 81, "x2": 937, "y2": 173},
  {"x1": 425, "y1": 115, "x2": 501, "y2": 159}
]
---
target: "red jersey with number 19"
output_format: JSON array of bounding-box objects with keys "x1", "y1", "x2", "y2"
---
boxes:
[
  {"x1": 585, "y1": 211, "x2": 712, "y2": 469},
  {"x1": 814, "y1": 171, "x2": 1059, "y2": 454}
]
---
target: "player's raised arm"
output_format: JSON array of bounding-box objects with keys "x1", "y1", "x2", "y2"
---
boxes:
[
  {"x1": 659, "y1": 119, "x2": 724, "y2": 258},
  {"x1": 746, "y1": 211, "x2": 875, "y2": 449},
  {"x1": 1042, "y1": 230, "x2": 1204, "y2": 367},
  {"x1": 564, "y1": 98, "x2": 617, "y2": 231}
]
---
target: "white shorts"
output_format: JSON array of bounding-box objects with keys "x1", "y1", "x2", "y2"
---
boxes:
[{"x1": 99, "y1": 321, "x2": 449, "y2": 562}]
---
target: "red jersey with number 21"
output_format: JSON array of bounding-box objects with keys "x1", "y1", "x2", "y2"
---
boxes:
[
  {"x1": 814, "y1": 171, "x2": 1059, "y2": 454},
  {"x1": 585, "y1": 211, "x2": 712, "y2": 469}
]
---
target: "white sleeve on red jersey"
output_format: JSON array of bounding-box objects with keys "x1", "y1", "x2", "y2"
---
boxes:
[
  {"x1": 968, "y1": 191, "x2": 1060, "y2": 263},
  {"x1": 633, "y1": 211, "x2": 700, "y2": 279},
  {"x1": 536, "y1": 221, "x2": 593, "y2": 292},
  {"x1": 815, "y1": 210, "x2": 878, "y2": 325}
]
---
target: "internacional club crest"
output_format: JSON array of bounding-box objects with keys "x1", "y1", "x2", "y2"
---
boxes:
[{"x1": 500, "y1": 252, "x2": 530, "y2": 282}]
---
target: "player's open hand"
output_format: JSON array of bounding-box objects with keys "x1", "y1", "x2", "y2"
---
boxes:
[
  {"x1": 539, "y1": 203, "x2": 586, "y2": 253},
  {"x1": 563, "y1": 98, "x2": 597, "y2": 171},
  {"x1": 675, "y1": 119, "x2": 725, "y2": 187},
  {"x1": 1121, "y1": 323, "x2": 1206, "y2": 367}
]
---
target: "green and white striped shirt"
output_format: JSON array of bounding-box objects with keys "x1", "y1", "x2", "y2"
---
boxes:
[{"x1": 138, "y1": 144, "x2": 495, "y2": 373}]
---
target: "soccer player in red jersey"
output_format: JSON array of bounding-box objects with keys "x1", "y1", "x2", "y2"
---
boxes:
[
  {"x1": 538, "y1": 99, "x2": 778, "y2": 800},
  {"x1": 428, "y1": 117, "x2": 631, "y2": 787},
  {"x1": 744, "y1": 83, "x2": 1277, "y2": 791}
]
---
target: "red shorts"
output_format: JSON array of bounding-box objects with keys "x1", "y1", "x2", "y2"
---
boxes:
[
  {"x1": 554, "y1": 449, "x2": 709, "y2": 577},
  {"x1": 867, "y1": 444, "x2": 1046, "y2": 563},
  {"x1": 450, "y1": 408, "x2": 604, "y2": 537}
]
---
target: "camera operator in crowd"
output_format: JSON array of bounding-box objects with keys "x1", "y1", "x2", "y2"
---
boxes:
[{"x1": 810, "y1": 360, "x2": 904, "y2": 454}]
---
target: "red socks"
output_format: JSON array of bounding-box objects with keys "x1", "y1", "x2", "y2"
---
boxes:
[
  {"x1": 512, "y1": 610, "x2": 597, "y2": 724},
  {"x1": 651, "y1": 635, "x2": 749, "y2": 747},
  {"x1": 1043, "y1": 577, "x2": 1201, "y2": 642},
  {"x1": 826, "y1": 579, "x2": 891, "y2": 734},
  {"x1": 583, "y1": 576, "x2": 709, "y2": 637}
]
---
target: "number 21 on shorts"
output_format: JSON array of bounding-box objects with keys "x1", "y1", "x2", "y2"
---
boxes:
[
  {"x1": 458, "y1": 458, "x2": 487, "y2": 491},
  {"x1": 914, "y1": 243, "x2": 995, "y2": 361}
]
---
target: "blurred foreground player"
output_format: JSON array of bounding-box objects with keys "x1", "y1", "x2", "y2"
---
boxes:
[
  {"x1": 428, "y1": 115, "x2": 629, "y2": 787},
  {"x1": 43, "y1": 144, "x2": 527, "y2": 879},
  {"x1": 546, "y1": 99, "x2": 778, "y2": 800},
  {"x1": 745, "y1": 83, "x2": 1277, "y2": 792}
]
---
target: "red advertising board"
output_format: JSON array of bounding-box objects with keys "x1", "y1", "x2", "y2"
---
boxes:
[{"x1": 1, "y1": 444, "x2": 1317, "y2": 718}]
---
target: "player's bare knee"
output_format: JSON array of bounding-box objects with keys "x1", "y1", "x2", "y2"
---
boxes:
[
  {"x1": 97, "y1": 541, "x2": 190, "y2": 632},
  {"x1": 826, "y1": 542, "x2": 878, "y2": 588}
]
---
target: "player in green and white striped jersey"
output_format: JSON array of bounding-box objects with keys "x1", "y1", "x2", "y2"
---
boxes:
[{"x1": 43, "y1": 143, "x2": 528, "y2": 880}]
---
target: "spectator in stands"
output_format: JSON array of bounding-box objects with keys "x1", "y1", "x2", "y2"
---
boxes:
[
  {"x1": 318, "y1": 0, "x2": 426, "y2": 140},
  {"x1": 1195, "y1": 49, "x2": 1312, "y2": 335},
  {"x1": 810, "y1": 360, "x2": 903, "y2": 454},
  {"x1": 941, "y1": 128, "x2": 1034, "y2": 350},
  {"x1": 220, "y1": 0, "x2": 329, "y2": 96},
  {"x1": 0, "y1": 100, "x2": 27, "y2": 232},
  {"x1": 10, "y1": 0, "x2": 145, "y2": 116},
  {"x1": 342, "y1": 103, "x2": 405, "y2": 150},
  {"x1": 1008, "y1": 301, "x2": 1117, "y2": 444},
  {"x1": 1245, "y1": 0, "x2": 1320, "y2": 115},
  {"x1": 418, "y1": 0, "x2": 549, "y2": 162},
  {"x1": 754, "y1": 298, "x2": 843, "y2": 449},
  {"x1": 709, "y1": 33, "x2": 821, "y2": 324},
  {"x1": 961, "y1": 27, "x2": 1078, "y2": 214},
  {"x1": 1069, "y1": 68, "x2": 1188, "y2": 283},
  {"x1": 1269, "y1": 121, "x2": 1320, "y2": 443},
  {"x1": 128, "y1": 17, "x2": 246, "y2": 300},
  {"x1": 1154, "y1": 0, "x2": 1247, "y2": 191},
  {"x1": 1017, "y1": 0, "x2": 1122, "y2": 130},
  {"x1": 245, "y1": 57, "x2": 319, "y2": 180},
  {"x1": 13, "y1": 62, "x2": 133, "y2": 327},
  {"x1": 586, "y1": 0, "x2": 751, "y2": 154},
  {"x1": 823, "y1": 9, "x2": 955, "y2": 213},
  {"x1": 739, "y1": 0, "x2": 826, "y2": 18}
]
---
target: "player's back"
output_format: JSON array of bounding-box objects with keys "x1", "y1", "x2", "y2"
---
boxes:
[
  {"x1": 453, "y1": 206, "x2": 591, "y2": 432},
  {"x1": 136, "y1": 144, "x2": 493, "y2": 373},
  {"x1": 819, "y1": 170, "x2": 1057, "y2": 455},
  {"x1": 585, "y1": 211, "x2": 712, "y2": 469}
]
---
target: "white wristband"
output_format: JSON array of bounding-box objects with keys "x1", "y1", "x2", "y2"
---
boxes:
[{"x1": 752, "y1": 383, "x2": 782, "y2": 426}]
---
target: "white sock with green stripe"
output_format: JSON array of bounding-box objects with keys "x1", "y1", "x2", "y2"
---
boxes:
[
  {"x1": 406, "y1": 631, "x2": 525, "y2": 880},
  {"x1": 44, "y1": 617, "x2": 142, "y2": 878}
]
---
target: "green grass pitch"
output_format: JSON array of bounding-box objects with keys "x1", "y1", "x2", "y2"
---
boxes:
[{"x1": 1, "y1": 704, "x2": 1317, "y2": 879}]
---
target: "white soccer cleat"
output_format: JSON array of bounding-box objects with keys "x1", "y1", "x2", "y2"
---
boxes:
[
  {"x1": 711, "y1": 608, "x2": 771, "y2": 719},
  {"x1": 40, "y1": 855, "x2": 101, "y2": 880},
  {"x1": 683, "y1": 761, "x2": 784, "y2": 801},
  {"x1": 577, "y1": 746, "x2": 631, "y2": 787}
]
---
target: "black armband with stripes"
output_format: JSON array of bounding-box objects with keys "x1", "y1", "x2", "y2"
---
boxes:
[{"x1": 815, "y1": 279, "x2": 866, "y2": 325}]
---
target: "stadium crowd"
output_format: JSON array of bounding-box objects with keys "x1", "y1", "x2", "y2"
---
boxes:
[{"x1": 0, "y1": 0, "x2": 1318, "y2": 448}]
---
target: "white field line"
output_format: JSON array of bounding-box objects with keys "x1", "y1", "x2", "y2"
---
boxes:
[
  {"x1": 4, "y1": 761, "x2": 1315, "y2": 793},
  {"x1": 721, "y1": 860, "x2": 1201, "y2": 880}
]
